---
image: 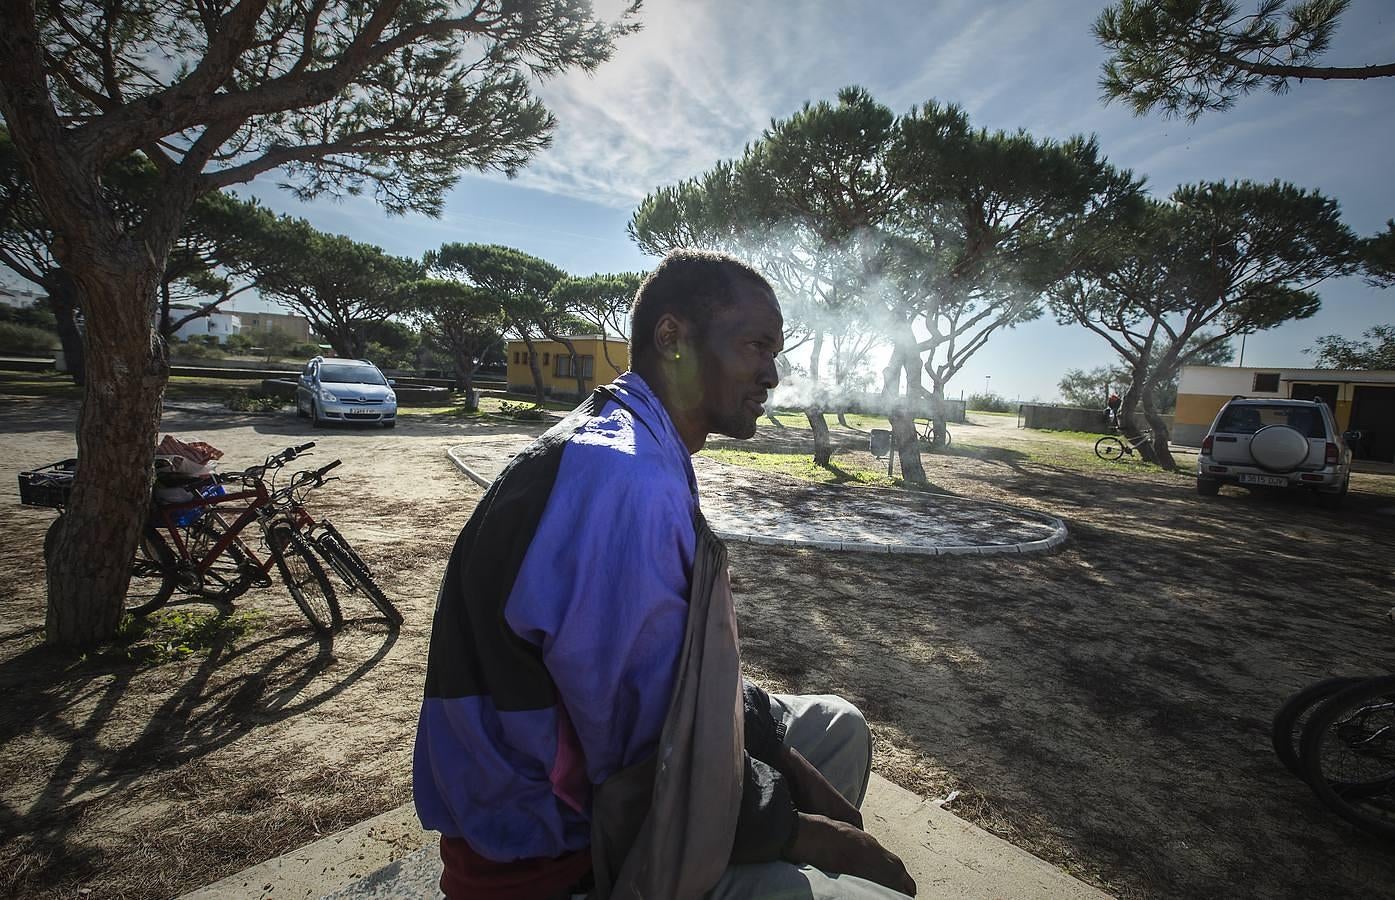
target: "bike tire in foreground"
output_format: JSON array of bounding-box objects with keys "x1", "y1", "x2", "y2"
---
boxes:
[
  {"x1": 1300, "y1": 675, "x2": 1395, "y2": 840},
  {"x1": 314, "y1": 524, "x2": 404, "y2": 626},
  {"x1": 269, "y1": 524, "x2": 343, "y2": 635}
]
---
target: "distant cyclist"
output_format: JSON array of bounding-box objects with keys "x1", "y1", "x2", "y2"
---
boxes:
[{"x1": 1104, "y1": 392, "x2": 1122, "y2": 429}]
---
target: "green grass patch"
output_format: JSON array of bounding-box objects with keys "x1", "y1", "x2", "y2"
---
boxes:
[
  {"x1": 701, "y1": 448, "x2": 910, "y2": 488},
  {"x1": 71, "y1": 608, "x2": 266, "y2": 669},
  {"x1": 0, "y1": 370, "x2": 81, "y2": 399},
  {"x1": 967, "y1": 409, "x2": 1018, "y2": 417},
  {"x1": 768, "y1": 411, "x2": 889, "y2": 431}
]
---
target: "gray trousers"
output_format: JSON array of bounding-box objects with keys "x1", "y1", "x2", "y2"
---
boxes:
[{"x1": 705, "y1": 694, "x2": 913, "y2": 900}]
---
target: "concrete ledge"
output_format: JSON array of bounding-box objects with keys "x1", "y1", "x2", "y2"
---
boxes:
[
  {"x1": 182, "y1": 803, "x2": 430, "y2": 899},
  {"x1": 186, "y1": 775, "x2": 1109, "y2": 899},
  {"x1": 863, "y1": 776, "x2": 1111, "y2": 899}
]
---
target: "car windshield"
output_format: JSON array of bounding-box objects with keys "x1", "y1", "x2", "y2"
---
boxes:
[
  {"x1": 320, "y1": 364, "x2": 386, "y2": 386},
  {"x1": 1216, "y1": 405, "x2": 1326, "y2": 438}
]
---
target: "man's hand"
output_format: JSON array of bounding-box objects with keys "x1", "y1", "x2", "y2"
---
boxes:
[
  {"x1": 779, "y1": 746, "x2": 863, "y2": 830},
  {"x1": 784, "y1": 812, "x2": 917, "y2": 896}
]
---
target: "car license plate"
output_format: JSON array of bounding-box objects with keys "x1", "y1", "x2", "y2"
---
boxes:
[
  {"x1": 350, "y1": 407, "x2": 376, "y2": 415},
  {"x1": 1238, "y1": 474, "x2": 1286, "y2": 487}
]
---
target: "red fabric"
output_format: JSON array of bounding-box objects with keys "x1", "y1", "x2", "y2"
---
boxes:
[{"x1": 439, "y1": 836, "x2": 591, "y2": 900}]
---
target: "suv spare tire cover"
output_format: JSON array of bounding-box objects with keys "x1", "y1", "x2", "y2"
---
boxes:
[{"x1": 1249, "y1": 424, "x2": 1309, "y2": 472}]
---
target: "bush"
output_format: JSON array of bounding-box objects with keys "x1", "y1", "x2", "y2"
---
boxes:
[
  {"x1": 291, "y1": 342, "x2": 322, "y2": 358},
  {"x1": 0, "y1": 301, "x2": 57, "y2": 331},
  {"x1": 224, "y1": 333, "x2": 256, "y2": 353},
  {"x1": 498, "y1": 401, "x2": 546, "y2": 421},
  {"x1": 967, "y1": 392, "x2": 1014, "y2": 413},
  {"x1": 170, "y1": 340, "x2": 225, "y2": 360},
  {"x1": 226, "y1": 387, "x2": 287, "y2": 413},
  {"x1": 0, "y1": 321, "x2": 59, "y2": 355}
]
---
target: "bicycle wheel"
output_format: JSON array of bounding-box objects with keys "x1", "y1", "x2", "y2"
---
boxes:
[
  {"x1": 47, "y1": 516, "x2": 177, "y2": 617},
  {"x1": 1095, "y1": 436, "x2": 1127, "y2": 461},
  {"x1": 1272, "y1": 676, "x2": 1363, "y2": 779},
  {"x1": 1300, "y1": 675, "x2": 1395, "y2": 839},
  {"x1": 186, "y1": 515, "x2": 254, "y2": 605},
  {"x1": 267, "y1": 524, "x2": 342, "y2": 635},
  {"x1": 314, "y1": 523, "x2": 403, "y2": 627}
]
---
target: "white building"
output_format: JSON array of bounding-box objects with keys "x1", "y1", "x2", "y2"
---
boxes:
[
  {"x1": 168, "y1": 304, "x2": 241, "y2": 343},
  {"x1": 0, "y1": 284, "x2": 46, "y2": 309}
]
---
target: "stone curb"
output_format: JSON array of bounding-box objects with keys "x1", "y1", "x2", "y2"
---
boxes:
[
  {"x1": 447, "y1": 446, "x2": 1069, "y2": 557},
  {"x1": 445, "y1": 446, "x2": 493, "y2": 489}
]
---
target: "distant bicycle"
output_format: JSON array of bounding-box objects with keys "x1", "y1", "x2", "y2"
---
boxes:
[
  {"x1": 1094, "y1": 427, "x2": 1152, "y2": 461},
  {"x1": 915, "y1": 418, "x2": 952, "y2": 447}
]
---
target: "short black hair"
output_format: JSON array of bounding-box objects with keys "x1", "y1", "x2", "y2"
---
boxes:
[{"x1": 629, "y1": 249, "x2": 775, "y2": 368}]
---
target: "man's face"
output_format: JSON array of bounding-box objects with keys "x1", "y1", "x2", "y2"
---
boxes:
[{"x1": 693, "y1": 282, "x2": 783, "y2": 440}]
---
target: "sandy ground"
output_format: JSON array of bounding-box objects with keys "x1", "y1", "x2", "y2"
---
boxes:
[{"x1": 1, "y1": 399, "x2": 1393, "y2": 899}]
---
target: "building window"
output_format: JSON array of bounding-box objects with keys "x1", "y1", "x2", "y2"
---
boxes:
[
  {"x1": 556, "y1": 355, "x2": 595, "y2": 379},
  {"x1": 1252, "y1": 372, "x2": 1280, "y2": 393},
  {"x1": 513, "y1": 351, "x2": 520, "y2": 364},
  {"x1": 543, "y1": 352, "x2": 550, "y2": 366}
]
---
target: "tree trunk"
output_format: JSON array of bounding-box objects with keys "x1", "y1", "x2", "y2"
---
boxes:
[
  {"x1": 519, "y1": 331, "x2": 545, "y2": 404},
  {"x1": 806, "y1": 408, "x2": 833, "y2": 466},
  {"x1": 1140, "y1": 385, "x2": 1176, "y2": 470},
  {"x1": 928, "y1": 380, "x2": 949, "y2": 451},
  {"x1": 1117, "y1": 371, "x2": 1164, "y2": 465},
  {"x1": 46, "y1": 270, "x2": 85, "y2": 386},
  {"x1": 880, "y1": 343, "x2": 926, "y2": 484},
  {"x1": 453, "y1": 350, "x2": 478, "y2": 410},
  {"x1": 837, "y1": 411, "x2": 850, "y2": 428},
  {"x1": 46, "y1": 267, "x2": 168, "y2": 646},
  {"x1": 895, "y1": 348, "x2": 928, "y2": 483}
]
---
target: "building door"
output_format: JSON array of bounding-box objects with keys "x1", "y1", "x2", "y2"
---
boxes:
[
  {"x1": 1349, "y1": 386, "x2": 1395, "y2": 462},
  {"x1": 1290, "y1": 382, "x2": 1338, "y2": 407}
]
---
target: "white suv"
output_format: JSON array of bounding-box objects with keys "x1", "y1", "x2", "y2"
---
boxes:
[
  {"x1": 296, "y1": 357, "x2": 398, "y2": 428},
  {"x1": 1196, "y1": 398, "x2": 1352, "y2": 507}
]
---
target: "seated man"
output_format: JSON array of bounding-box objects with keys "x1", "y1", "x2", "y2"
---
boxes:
[{"x1": 414, "y1": 250, "x2": 916, "y2": 899}]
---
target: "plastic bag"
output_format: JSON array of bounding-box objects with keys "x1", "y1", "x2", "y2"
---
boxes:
[{"x1": 154, "y1": 434, "x2": 224, "y2": 478}]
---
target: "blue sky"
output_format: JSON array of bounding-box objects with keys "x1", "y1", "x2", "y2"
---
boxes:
[{"x1": 235, "y1": 0, "x2": 1394, "y2": 401}]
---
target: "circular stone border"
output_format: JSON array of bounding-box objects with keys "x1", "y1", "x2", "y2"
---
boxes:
[{"x1": 447, "y1": 447, "x2": 1068, "y2": 558}]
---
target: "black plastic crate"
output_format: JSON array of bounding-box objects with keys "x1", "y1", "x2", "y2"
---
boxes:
[{"x1": 18, "y1": 459, "x2": 78, "y2": 509}]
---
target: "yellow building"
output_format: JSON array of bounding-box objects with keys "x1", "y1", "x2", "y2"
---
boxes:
[
  {"x1": 1174, "y1": 365, "x2": 1395, "y2": 461},
  {"x1": 505, "y1": 335, "x2": 628, "y2": 399}
]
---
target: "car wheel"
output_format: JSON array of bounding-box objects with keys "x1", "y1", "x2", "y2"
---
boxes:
[
  {"x1": 311, "y1": 401, "x2": 325, "y2": 429},
  {"x1": 1196, "y1": 477, "x2": 1221, "y2": 497},
  {"x1": 381, "y1": 419, "x2": 396, "y2": 429}
]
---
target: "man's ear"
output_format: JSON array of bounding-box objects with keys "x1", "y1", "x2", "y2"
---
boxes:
[{"x1": 654, "y1": 312, "x2": 689, "y2": 360}]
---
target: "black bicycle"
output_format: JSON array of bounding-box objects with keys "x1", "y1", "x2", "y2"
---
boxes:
[
  {"x1": 1273, "y1": 673, "x2": 1395, "y2": 840},
  {"x1": 1094, "y1": 426, "x2": 1152, "y2": 461}
]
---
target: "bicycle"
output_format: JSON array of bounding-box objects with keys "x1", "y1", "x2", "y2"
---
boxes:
[
  {"x1": 1272, "y1": 674, "x2": 1395, "y2": 840},
  {"x1": 23, "y1": 442, "x2": 400, "y2": 633},
  {"x1": 1094, "y1": 426, "x2": 1152, "y2": 461},
  {"x1": 915, "y1": 418, "x2": 952, "y2": 447}
]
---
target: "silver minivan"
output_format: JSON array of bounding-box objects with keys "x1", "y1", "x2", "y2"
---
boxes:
[
  {"x1": 296, "y1": 357, "x2": 398, "y2": 428},
  {"x1": 1196, "y1": 398, "x2": 1352, "y2": 506}
]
